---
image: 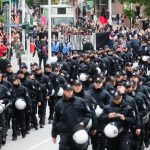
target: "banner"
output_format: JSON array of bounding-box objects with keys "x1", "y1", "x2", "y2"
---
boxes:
[{"x1": 96, "y1": 32, "x2": 110, "y2": 49}]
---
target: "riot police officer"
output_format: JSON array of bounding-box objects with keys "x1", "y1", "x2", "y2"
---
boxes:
[
  {"x1": 100, "y1": 91, "x2": 135, "y2": 150},
  {"x1": 11, "y1": 76, "x2": 32, "y2": 140},
  {"x1": 27, "y1": 72, "x2": 43, "y2": 130},
  {"x1": 34, "y1": 67, "x2": 53, "y2": 128},
  {"x1": 0, "y1": 83, "x2": 12, "y2": 147},
  {"x1": 51, "y1": 84, "x2": 91, "y2": 150}
]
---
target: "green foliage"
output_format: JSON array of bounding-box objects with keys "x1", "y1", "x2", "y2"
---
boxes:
[
  {"x1": 25, "y1": 0, "x2": 33, "y2": 7},
  {"x1": 144, "y1": 6, "x2": 150, "y2": 16},
  {"x1": 119, "y1": 0, "x2": 150, "y2": 16},
  {"x1": 123, "y1": 9, "x2": 135, "y2": 19},
  {"x1": 0, "y1": 16, "x2": 4, "y2": 23}
]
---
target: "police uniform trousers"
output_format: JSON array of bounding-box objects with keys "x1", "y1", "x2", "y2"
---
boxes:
[
  {"x1": 38, "y1": 100, "x2": 47, "y2": 125},
  {"x1": 12, "y1": 109, "x2": 26, "y2": 137},
  {"x1": 107, "y1": 131, "x2": 131, "y2": 150},
  {"x1": 48, "y1": 96, "x2": 55, "y2": 120},
  {"x1": 31, "y1": 100, "x2": 38, "y2": 127},
  {"x1": 59, "y1": 134, "x2": 87, "y2": 150},
  {"x1": 0, "y1": 112, "x2": 6, "y2": 146}
]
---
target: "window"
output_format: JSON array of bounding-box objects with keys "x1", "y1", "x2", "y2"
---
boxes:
[
  {"x1": 99, "y1": 0, "x2": 107, "y2": 5},
  {"x1": 57, "y1": 8, "x2": 66, "y2": 14}
]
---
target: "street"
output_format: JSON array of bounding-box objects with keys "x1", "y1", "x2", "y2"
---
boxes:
[{"x1": 1, "y1": 53, "x2": 149, "y2": 150}]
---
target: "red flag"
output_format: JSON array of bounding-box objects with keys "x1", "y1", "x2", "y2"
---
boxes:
[
  {"x1": 41, "y1": 16, "x2": 47, "y2": 27},
  {"x1": 99, "y1": 16, "x2": 108, "y2": 25}
]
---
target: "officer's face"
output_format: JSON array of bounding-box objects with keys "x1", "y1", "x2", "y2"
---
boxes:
[
  {"x1": 115, "y1": 76, "x2": 122, "y2": 82},
  {"x1": 126, "y1": 65, "x2": 132, "y2": 72},
  {"x1": 64, "y1": 90, "x2": 73, "y2": 99},
  {"x1": 113, "y1": 96, "x2": 122, "y2": 104},
  {"x1": 13, "y1": 79, "x2": 19, "y2": 85},
  {"x1": 126, "y1": 87, "x2": 133, "y2": 94},
  {"x1": 130, "y1": 76, "x2": 139, "y2": 83},
  {"x1": 18, "y1": 73, "x2": 24, "y2": 79},
  {"x1": 116, "y1": 85, "x2": 126, "y2": 94},
  {"x1": 73, "y1": 84, "x2": 83, "y2": 93},
  {"x1": 22, "y1": 68, "x2": 27, "y2": 73},
  {"x1": 31, "y1": 65, "x2": 38, "y2": 71},
  {"x1": 94, "y1": 81, "x2": 103, "y2": 89},
  {"x1": 45, "y1": 67, "x2": 51, "y2": 72}
]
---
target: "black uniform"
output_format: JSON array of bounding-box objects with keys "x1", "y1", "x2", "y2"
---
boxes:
[
  {"x1": 35, "y1": 73, "x2": 53, "y2": 127},
  {"x1": 52, "y1": 96, "x2": 91, "y2": 150},
  {"x1": 100, "y1": 100, "x2": 135, "y2": 150},
  {"x1": 12, "y1": 84, "x2": 32, "y2": 140},
  {"x1": 0, "y1": 84, "x2": 11, "y2": 147}
]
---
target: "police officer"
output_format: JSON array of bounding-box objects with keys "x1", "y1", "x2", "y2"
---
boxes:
[
  {"x1": 51, "y1": 84, "x2": 91, "y2": 150},
  {"x1": 51, "y1": 39, "x2": 59, "y2": 56},
  {"x1": 0, "y1": 83, "x2": 12, "y2": 146},
  {"x1": 34, "y1": 67, "x2": 53, "y2": 128},
  {"x1": 72, "y1": 80, "x2": 97, "y2": 150},
  {"x1": 27, "y1": 72, "x2": 43, "y2": 130},
  {"x1": 0, "y1": 71, "x2": 13, "y2": 130},
  {"x1": 3, "y1": 64, "x2": 15, "y2": 82},
  {"x1": 17, "y1": 70, "x2": 35, "y2": 133},
  {"x1": 88, "y1": 77, "x2": 112, "y2": 150},
  {"x1": 44, "y1": 64, "x2": 60, "y2": 124},
  {"x1": 126, "y1": 81, "x2": 148, "y2": 150},
  {"x1": 89, "y1": 77, "x2": 112, "y2": 108},
  {"x1": 11, "y1": 76, "x2": 32, "y2": 140},
  {"x1": 100, "y1": 91, "x2": 135, "y2": 150}
]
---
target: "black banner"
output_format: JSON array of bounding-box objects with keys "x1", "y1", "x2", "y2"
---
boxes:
[{"x1": 96, "y1": 32, "x2": 110, "y2": 49}]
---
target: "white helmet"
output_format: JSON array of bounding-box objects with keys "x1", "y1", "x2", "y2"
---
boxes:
[
  {"x1": 51, "y1": 89, "x2": 55, "y2": 96},
  {"x1": 96, "y1": 67, "x2": 101, "y2": 74},
  {"x1": 142, "y1": 114, "x2": 149, "y2": 124},
  {"x1": 95, "y1": 105, "x2": 103, "y2": 117},
  {"x1": 79, "y1": 73, "x2": 88, "y2": 81},
  {"x1": 86, "y1": 119, "x2": 92, "y2": 130},
  {"x1": 142, "y1": 56, "x2": 149, "y2": 62},
  {"x1": 73, "y1": 125, "x2": 89, "y2": 149},
  {"x1": 57, "y1": 87, "x2": 64, "y2": 96},
  {"x1": 104, "y1": 122, "x2": 123, "y2": 138},
  {"x1": 0, "y1": 103, "x2": 5, "y2": 113},
  {"x1": 15, "y1": 98, "x2": 26, "y2": 110}
]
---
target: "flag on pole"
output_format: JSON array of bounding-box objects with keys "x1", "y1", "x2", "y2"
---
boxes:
[{"x1": 99, "y1": 8, "x2": 108, "y2": 25}]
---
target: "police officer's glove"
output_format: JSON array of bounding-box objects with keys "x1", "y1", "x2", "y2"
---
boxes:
[{"x1": 79, "y1": 122, "x2": 84, "y2": 126}]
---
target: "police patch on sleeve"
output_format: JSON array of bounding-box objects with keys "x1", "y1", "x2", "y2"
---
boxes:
[{"x1": 7, "y1": 91, "x2": 11, "y2": 96}]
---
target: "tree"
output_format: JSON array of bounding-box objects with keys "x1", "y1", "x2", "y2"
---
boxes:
[
  {"x1": 120, "y1": 0, "x2": 150, "y2": 17},
  {"x1": 26, "y1": 0, "x2": 34, "y2": 7}
]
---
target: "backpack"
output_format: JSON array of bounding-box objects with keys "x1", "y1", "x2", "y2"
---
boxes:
[{"x1": 41, "y1": 46, "x2": 47, "y2": 56}]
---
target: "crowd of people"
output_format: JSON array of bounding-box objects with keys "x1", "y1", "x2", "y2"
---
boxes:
[
  {"x1": 0, "y1": 23, "x2": 149, "y2": 150},
  {"x1": 0, "y1": 5, "x2": 150, "y2": 149}
]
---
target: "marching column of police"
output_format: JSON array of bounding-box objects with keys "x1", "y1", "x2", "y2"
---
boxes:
[{"x1": 0, "y1": 38, "x2": 150, "y2": 150}]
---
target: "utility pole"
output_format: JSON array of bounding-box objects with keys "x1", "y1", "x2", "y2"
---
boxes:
[
  {"x1": 48, "y1": 0, "x2": 52, "y2": 60},
  {"x1": 9, "y1": 0, "x2": 11, "y2": 44},
  {"x1": 108, "y1": 0, "x2": 112, "y2": 25},
  {"x1": 22, "y1": 0, "x2": 25, "y2": 51}
]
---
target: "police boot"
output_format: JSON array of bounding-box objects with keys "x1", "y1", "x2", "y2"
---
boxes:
[
  {"x1": 34, "y1": 125, "x2": 38, "y2": 130},
  {"x1": 22, "y1": 133, "x2": 26, "y2": 138},
  {"x1": 40, "y1": 124, "x2": 44, "y2": 128},
  {"x1": 2, "y1": 136, "x2": 6, "y2": 145},
  {"x1": 12, "y1": 136, "x2": 17, "y2": 141},
  {"x1": 144, "y1": 140, "x2": 150, "y2": 148},
  {"x1": 48, "y1": 119, "x2": 53, "y2": 124}
]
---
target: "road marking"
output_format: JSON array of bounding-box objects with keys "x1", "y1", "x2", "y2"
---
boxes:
[{"x1": 25, "y1": 138, "x2": 50, "y2": 150}]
